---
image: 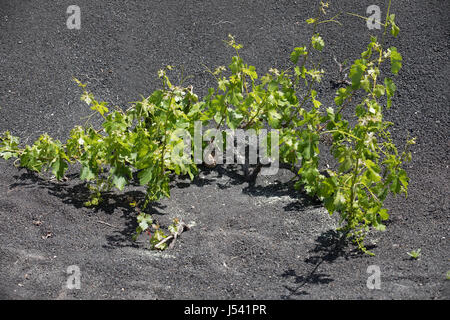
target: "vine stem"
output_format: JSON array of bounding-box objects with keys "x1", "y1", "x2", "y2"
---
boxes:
[
  {"x1": 240, "y1": 93, "x2": 269, "y2": 130},
  {"x1": 299, "y1": 4, "x2": 322, "y2": 74},
  {"x1": 283, "y1": 2, "x2": 325, "y2": 129},
  {"x1": 283, "y1": 80, "x2": 314, "y2": 129},
  {"x1": 373, "y1": 0, "x2": 392, "y2": 93},
  {"x1": 158, "y1": 95, "x2": 174, "y2": 176},
  {"x1": 321, "y1": 130, "x2": 361, "y2": 141},
  {"x1": 0, "y1": 148, "x2": 23, "y2": 155},
  {"x1": 317, "y1": 91, "x2": 355, "y2": 132},
  {"x1": 348, "y1": 154, "x2": 360, "y2": 228}
]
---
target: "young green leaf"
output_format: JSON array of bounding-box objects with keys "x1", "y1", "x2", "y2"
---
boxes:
[
  {"x1": 349, "y1": 59, "x2": 367, "y2": 89},
  {"x1": 311, "y1": 34, "x2": 325, "y2": 52},
  {"x1": 389, "y1": 47, "x2": 403, "y2": 74},
  {"x1": 137, "y1": 213, "x2": 153, "y2": 231},
  {"x1": 290, "y1": 47, "x2": 307, "y2": 64},
  {"x1": 389, "y1": 14, "x2": 400, "y2": 37}
]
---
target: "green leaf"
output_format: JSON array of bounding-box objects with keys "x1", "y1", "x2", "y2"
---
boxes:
[
  {"x1": 111, "y1": 165, "x2": 131, "y2": 191},
  {"x1": 290, "y1": 47, "x2": 307, "y2": 64},
  {"x1": 349, "y1": 59, "x2": 367, "y2": 89},
  {"x1": 360, "y1": 77, "x2": 371, "y2": 92},
  {"x1": 384, "y1": 78, "x2": 397, "y2": 108},
  {"x1": 168, "y1": 220, "x2": 180, "y2": 234},
  {"x1": 103, "y1": 111, "x2": 129, "y2": 134},
  {"x1": 300, "y1": 131, "x2": 318, "y2": 161},
  {"x1": 151, "y1": 229, "x2": 168, "y2": 250},
  {"x1": 227, "y1": 108, "x2": 244, "y2": 129},
  {"x1": 398, "y1": 169, "x2": 409, "y2": 189},
  {"x1": 333, "y1": 190, "x2": 346, "y2": 208},
  {"x1": 113, "y1": 175, "x2": 126, "y2": 191},
  {"x1": 73, "y1": 78, "x2": 87, "y2": 88},
  {"x1": 390, "y1": 176, "x2": 401, "y2": 194},
  {"x1": 213, "y1": 110, "x2": 224, "y2": 125},
  {"x1": 229, "y1": 91, "x2": 241, "y2": 106},
  {"x1": 339, "y1": 156, "x2": 352, "y2": 173},
  {"x1": 81, "y1": 92, "x2": 94, "y2": 105},
  {"x1": 243, "y1": 65, "x2": 258, "y2": 79},
  {"x1": 366, "y1": 99, "x2": 380, "y2": 114},
  {"x1": 324, "y1": 196, "x2": 335, "y2": 213},
  {"x1": 384, "y1": 78, "x2": 396, "y2": 97},
  {"x1": 267, "y1": 108, "x2": 281, "y2": 128},
  {"x1": 137, "y1": 213, "x2": 153, "y2": 231},
  {"x1": 91, "y1": 101, "x2": 109, "y2": 116},
  {"x1": 364, "y1": 159, "x2": 381, "y2": 182},
  {"x1": 51, "y1": 156, "x2": 68, "y2": 180},
  {"x1": 378, "y1": 208, "x2": 389, "y2": 221},
  {"x1": 229, "y1": 56, "x2": 242, "y2": 74},
  {"x1": 312, "y1": 97, "x2": 322, "y2": 109},
  {"x1": 355, "y1": 103, "x2": 366, "y2": 117},
  {"x1": 80, "y1": 164, "x2": 96, "y2": 181},
  {"x1": 217, "y1": 78, "x2": 228, "y2": 92},
  {"x1": 374, "y1": 84, "x2": 385, "y2": 98},
  {"x1": 391, "y1": 24, "x2": 400, "y2": 37},
  {"x1": 1, "y1": 151, "x2": 13, "y2": 160},
  {"x1": 138, "y1": 167, "x2": 153, "y2": 185},
  {"x1": 389, "y1": 14, "x2": 400, "y2": 37},
  {"x1": 326, "y1": 107, "x2": 335, "y2": 121},
  {"x1": 311, "y1": 34, "x2": 324, "y2": 52},
  {"x1": 374, "y1": 223, "x2": 386, "y2": 231},
  {"x1": 267, "y1": 80, "x2": 279, "y2": 91},
  {"x1": 300, "y1": 66, "x2": 306, "y2": 79},
  {"x1": 334, "y1": 87, "x2": 351, "y2": 106},
  {"x1": 389, "y1": 47, "x2": 402, "y2": 74}
]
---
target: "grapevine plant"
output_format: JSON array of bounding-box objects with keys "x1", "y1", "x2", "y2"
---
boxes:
[{"x1": 0, "y1": 1, "x2": 413, "y2": 254}]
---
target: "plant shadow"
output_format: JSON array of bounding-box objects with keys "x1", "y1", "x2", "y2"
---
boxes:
[
  {"x1": 189, "y1": 163, "x2": 322, "y2": 211},
  {"x1": 9, "y1": 170, "x2": 167, "y2": 249},
  {"x1": 280, "y1": 229, "x2": 376, "y2": 299},
  {"x1": 8, "y1": 164, "x2": 327, "y2": 252}
]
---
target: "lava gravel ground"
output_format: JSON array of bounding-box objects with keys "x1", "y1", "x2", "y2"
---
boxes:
[{"x1": 0, "y1": 0, "x2": 448, "y2": 299}]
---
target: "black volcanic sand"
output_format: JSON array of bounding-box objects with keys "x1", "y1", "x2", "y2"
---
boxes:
[{"x1": 0, "y1": 0, "x2": 448, "y2": 299}]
